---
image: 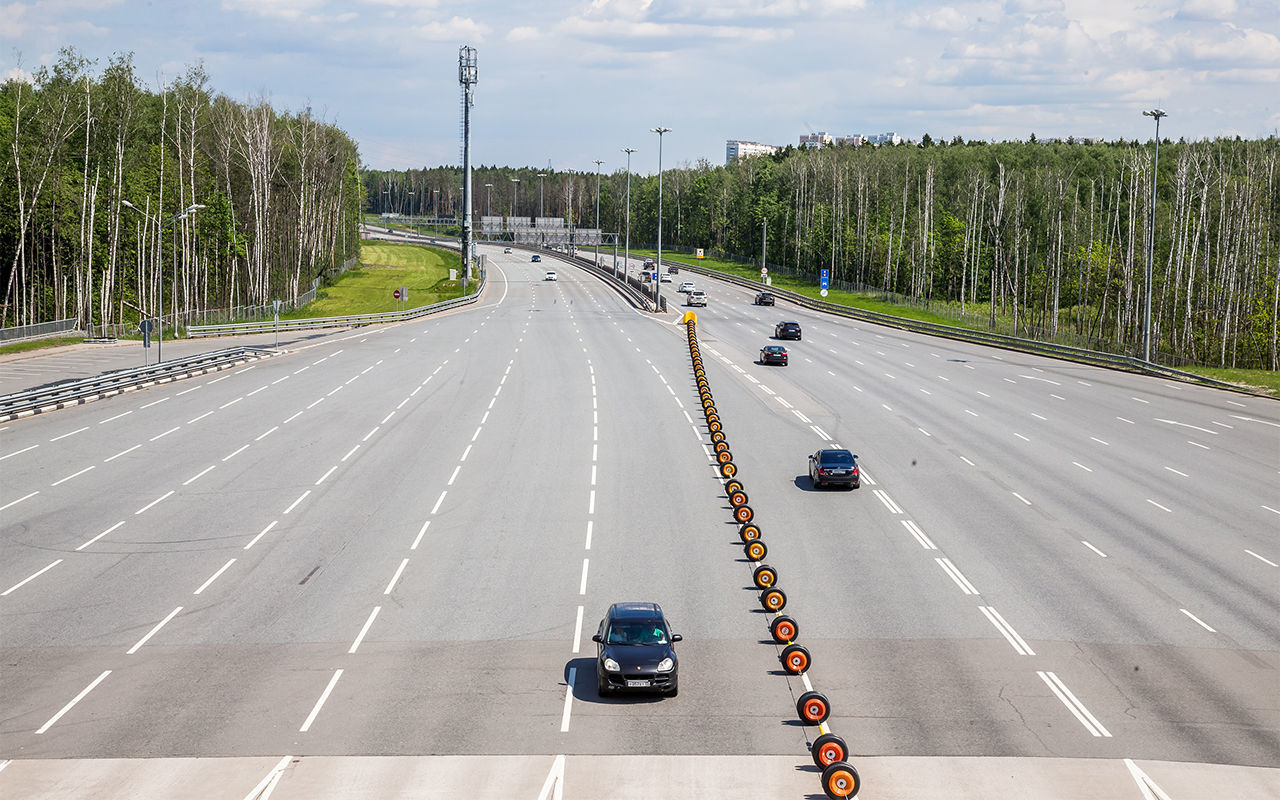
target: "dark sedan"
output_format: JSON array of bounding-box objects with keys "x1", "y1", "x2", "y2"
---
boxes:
[
  {"x1": 809, "y1": 449, "x2": 860, "y2": 489},
  {"x1": 593, "y1": 602, "x2": 681, "y2": 696},
  {"x1": 775, "y1": 321, "x2": 801, "y2": 340},
  {"x1": 755, "y1": 292, "x2": 775, "y2": 306},
  {"x1": 531, "y1": 254, "x2": 542, "y2": 262},
  {"x1": 760, "y1": 345, "x2": 788, "y2": 366}
]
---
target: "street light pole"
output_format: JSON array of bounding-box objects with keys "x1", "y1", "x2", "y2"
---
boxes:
[
  {"x1": 1142, "y1": 108, "x2": 1166, "y2": 363},
  {"x1": 622, "y1": 147, "x2": 635, "y2": 283},
  {"x1": 651, "y1": 127, "x2": 671, "y2": 313},
  {"x1": 121, "y1": 200, "x2": 205, "y2": 363},
  {"x1": 484, "y1": 183, "x2": 493, "y2": 217},
  {"x1": 537, "y1": 172, "x2": 546, "y2": 218},
  {"x1": 593, "y1": 159, "x2": 604, "y2": 266}
]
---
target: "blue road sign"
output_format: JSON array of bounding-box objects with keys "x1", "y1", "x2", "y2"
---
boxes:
[{"x1": 820, "y1": 268, "x2": 830, "y2": 290}]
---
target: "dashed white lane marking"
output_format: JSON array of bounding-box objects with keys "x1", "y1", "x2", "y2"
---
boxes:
[
  {"x1": 873, "y1": 489, "x2": 903, "y2": 515},
  {"x1": 1245, "y1": 549, "x2": 1277, "y2": 566},
  {"x1": 244, "y1": 520, "x2": 278, "y2": 550},
  {"x1": 2, "y1": 559, "x2": 63, "y2": 596},
  {"x1": 1187, "y1": 440, "x2": 1210, "y2": 450},
  {"x1": 1131, "y1": 396, "x2": 1150, "y2": 404},
  {"x1": 256, "y1": 426, "x2": 279, "y2": 441},
  {"x1": 190, "y1": 411, "x2": 213, "y2": 424},
  {"x1": 384, "y1": 559, "x2": 410, "y2": 595},
  {"x1": 1038, "y1": 670, "x2": 1111, "y2": 737},
  {"x1": 1146, "y1": 499, "x2": 1172, "y2": 513},
  {"x1": 979, "y1": 606, "x2": 1035, "y2": 655},
  {"x1": 283, "y1": 410, "x2": 304, "y2": 424},
  {"x1": 50, "y1": 426, "x2": 88, "y2": 441},
  {"x1": 184, "y1": 465, "x2": 216, "y2": 486},
  {"x1": 572, "y1": 605, "x2": 585, "y2": 653},
  {"x1": 77, "y1": 521, "x2": 124, "y2": 551},
  {"x1": 431, "y1": 491, "x2": 448, "y2": 515},
  {"x1": 140, "y1": 398, "x2": 169, "y2": 409},
  {"x1": 299, "y1": 669, "x2": 344, "y2": 732},
  {"x1": 100, "y1": 410, "x2": 134, "y2": 424},
  {"x1": 224, "y1": 444, "x2": 250, "y2": 462},
  {"x1": 559, "y1": 668, "x2": 577, "y2": 732},
  {"x1": 584, "y1": 521, "x2": 593, "y2": 550},
  {"x1": 1090, "y1": 437, "x2": 1109, "y2": 446},
  {"x1": 902, "y1": 520, "x2": 937, "y2": 550},
  {"x1": 936, "y1": 558, "x2": 978, "y2": 594},
  {"x1": 579, "y1": 559, "x2": 590, "y2": 595},
  {"x1": 918, "y1": 427, "x2": 932, "y2": 437},
  {"x1": 127, "y1": 606, "x2": 183, "y2": 654},
  {"x1": 193, "y1": 559, "x2": 236, "y2": 595},
  {"x1": 959, "y1": 455, "x2": 975, "y2": 466},
  {"x1": 349, "y1": 607, "x2": 382, "y2": 653},
  {"x1": 1163, "y1": 466, "x2": 1189, "y2": 477},
  {"x1": 52, "y1": 465, "x2": 95, "y2": 486},
  {"x1": 1081, "y1": 541, "x2": 1108, "y2": 558},
  {"x1": 104, "y1": 444, "x2": 141, "y2": 462},
  {"x1": 150, "y1": 427, "x2": 180, "y2": 442},
  {"x1": 1012, "y1": 492, "x2": 1032, "y2": 506},
  {"x1": 284, "y1": 490, "x2": 310, "y2": 514},
  {"x1": 411, "y1": 520, "x2": 431, "y2": 550},
  {"x1": 1073, "y1": 462, "x2": 1093, "y2": 472},
  {"x1": 135, "y1": 490, "x2": 174, "y2": 515},
  {"x1": 1177, "y1": 609, "x2": 1218, "y2": 632},
  {"x1": 35, "y1": 670, "x2": 111, "y2": 734}
]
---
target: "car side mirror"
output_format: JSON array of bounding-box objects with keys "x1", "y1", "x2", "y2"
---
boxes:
[
  {"x1": 670, "y1": 634, "x2": 683, "y2": 643},
  {"x1": 591, "y1": 634, "x2": 603, "y2": 644}
]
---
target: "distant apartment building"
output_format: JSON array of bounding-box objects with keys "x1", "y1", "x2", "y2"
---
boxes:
[
  {"x1": 800, "y1": 131, "x2": 903, "y2": 148},
  {"x1": 799, "y1": 132, "x2": 834, "y2": 148},
  {"x1": 726, "y1": 140, "x2": 780, "y2": 163},
  {"x1": 866, "y1": 132, "x2": 902, "y2": 145}
]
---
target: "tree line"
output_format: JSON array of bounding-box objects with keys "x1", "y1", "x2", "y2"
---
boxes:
[
  {"x1": 369, "y1": 136, "x2": 1278, "y2": 370},
  {"x1": 1, "y1": 48, "x2": 362, "y2": 334}
]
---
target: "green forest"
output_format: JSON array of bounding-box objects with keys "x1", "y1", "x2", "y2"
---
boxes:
[
  {"x1": 368, "y1": 135, "x2": 1279, "y2": 370},
  {"x1": 1, "y1": 48, "x2": 362, "y2": 336}
]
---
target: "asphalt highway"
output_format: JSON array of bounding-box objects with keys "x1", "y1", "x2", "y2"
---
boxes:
[{"x1": 0, "y1": 248, "x2": 1276, "y2": 799}]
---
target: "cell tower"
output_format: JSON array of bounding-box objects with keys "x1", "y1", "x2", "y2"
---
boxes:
[{"x1": 459, "y1": 45, "x2": 478, "y2": 283}]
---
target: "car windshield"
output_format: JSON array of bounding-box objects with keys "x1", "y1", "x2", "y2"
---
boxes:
[
  {"x1": 820, "y1": 451, "x2": 854, "y2": 465},
  {"x1": 607, "y1": 622, "x2": 668, "y2": 645}
]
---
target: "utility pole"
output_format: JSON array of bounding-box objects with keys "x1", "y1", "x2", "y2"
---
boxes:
[
  {"x1": 622, "y1": 147, "x2": 635, "y2": 283},
  {"x1": 1142, "y1": 108, "x2": 1166, "y2": 363},
  {"x1": 651, "y1": 127, "x2": 671, "y2": 313},
  {"x1": 593, "y1": 159, "x2": 604, "y2": 265},
  {"x1": 459, "y1": 45, "x2": 478, "y2": 286}
]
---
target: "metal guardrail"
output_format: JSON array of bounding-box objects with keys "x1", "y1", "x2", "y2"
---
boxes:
[
  {"x1": 1, "y1": 317, "x2": 79, "y2": 343},
  {"x1": 187, "y1": 274, "x2": 486, "y2": 338},
  {"x1": 666, "y1": 257, "x2": 1253, "y2": 395},
  {"x1": 0, "y1": 346, "x2": 277, "y2": 422}
]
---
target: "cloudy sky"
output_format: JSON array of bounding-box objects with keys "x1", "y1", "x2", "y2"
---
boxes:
[{"x1": 3, "y1": 0, "x2": 1277, "y2": 171}]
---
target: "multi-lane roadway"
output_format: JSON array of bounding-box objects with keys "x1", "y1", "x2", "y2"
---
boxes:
[{"x1": 1, "y1": 247, "x2": 1276, "y2": 798}]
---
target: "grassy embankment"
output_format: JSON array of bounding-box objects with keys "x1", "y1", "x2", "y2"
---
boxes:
[{"x1": 633, "y1": 248, "x2": 1280, "y2": 396}]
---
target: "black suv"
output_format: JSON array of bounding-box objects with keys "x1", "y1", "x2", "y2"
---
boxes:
[
  {"x1": 593, "y1": 602, "x2": 681, "y2": 696},
  {"x1": 809, "y1": 449, "x2": 860, "y2": 489},
  {"x1": 755, "y1": 292, "x2": 775, "y2": 306},
  {"x1": 775, "y1": 321, "x2": 801, "y2": 340}
]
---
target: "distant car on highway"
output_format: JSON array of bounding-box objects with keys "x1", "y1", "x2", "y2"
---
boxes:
[
  {"x1": 531, "y1": 254, "x2": 541, "y2": 262},
  {"x1": 660, "y1": 273, "x2": 672, "y2": 283},
  {"x1": 677, "y1": 281, "x2": 696, "y2": 293},
  {"x1": 686, "y1": 290, "x2": 707, "y2": 307},
  {"x1": 503, "y1": 247, "x2": 512, "y2": 254},
  {"x1": 544, "y1": 271, "x2": 557, "y2": 281},
  {"x1": 642, "y1": 258, "x2": 655, "y2": 270},
  {"x1": 593, "y1": 602, "x2": 681, "y2": 696},
  {"x1": 666, "y1": 265, "x2": 679, "y2": 274},
  {"x1": 754, "y1": 292, "x2": 775, "y2": 306},
  {"x1": 775, "y1": 321, "x2": 801, "y2": 340},
  {"x1": 760, "y1": 345, "x2": 788, "y2": 366},
  {"x1": 809, "y1": 449, "x2": 859, "y2": 489}
]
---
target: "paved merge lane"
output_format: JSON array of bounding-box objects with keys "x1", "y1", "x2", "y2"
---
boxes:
[{"x1": 1, "y1": 249, "x2": 1277, "y2": 798}]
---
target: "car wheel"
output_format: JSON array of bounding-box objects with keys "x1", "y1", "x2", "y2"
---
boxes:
[
  {"x1": 813, "y1": 476, "x2": 823, "y2": 489},
  {"x1": 597, "y1": 675, "x2": 612, "y2": 697}
]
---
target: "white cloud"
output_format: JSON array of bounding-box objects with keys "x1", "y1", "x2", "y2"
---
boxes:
[
  {"x1": 904, "y1": 6, "x2": 969, "y2": 31},
  {"x1": 3, "y1": 66, "x2": 35, "y2": 84},
  {"x1": 220, "y1": 0, "x2": 326, "y2": 20},
  {"x1": 506, "y1": 26, "x2": 540, "y2": 42},
  {"x1": 411, "y1": 16, "x2": 490, "y2": 42},
  {"x1": 1178, "y1": 0, "x2": 1238, "y2": 20}
]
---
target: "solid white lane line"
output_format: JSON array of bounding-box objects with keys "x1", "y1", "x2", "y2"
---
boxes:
[
  {"x1": 1012, "y1": 492, "x2": 1032, "y2": 506},
  {"x1": 559, "y1": 667, "x2": 577, "y2": 732},
  {"x1": 52, "y1": 465, "x2": 95, "y2": 486},
  {"x1": 979, "y1": 606, "x2": 1035, "y2": 655},
  {"x1": 35, "y1": 670, "x2": 111, "y2": 734},
  {"x1": 194, "y1": 559, "x2": 236, "y2": 595},
  {"x1": 299, "y1": 669, "x2": 344, "y2": 732},
  {"x1": 223, "y1": 444, "x2": 250, "y2": 462},
  {"x1": 135, "y1": 491, "x2": 174, "y2": 515},
  {"x1": 1146, "y1": 499, "x2": 1172, "y2": 513},
  {"x1": 349, "y1": 607, "x2": 382, "y2": 653},
  {"x1": 77, "y1": 521, "x2": 125, "y2": 551},
  {"x1": 256, "y1": 426, "x2": 279, "y2": 441},
  {"x1": 127, "y1": 606, "x2": 184, "y2": 654},
  {"x1": 411, "y1": 520, "x2": 431, "y2": 550},
  {"x1": 431, "y1": 491, "x2": 447, "y2": 515},
  {"x1": 341, "y1": 445, "x2": 360, "y2": 462},
  {"x1": 1180, "y1": 608, "x2": 1216, "y2": 632},
  {"x1": 584, "y1": 520, "x2": 593, "y2": 550},
  {"x1": 1245, "y1": 549, "x2": 1277, "y2": 566},
  {"x1": 448, "y1": 465, "x2": 462, "y2": 486},
  {"x1": 579, "y1": 559, "x2": 590, "y2": 594},
  {"x1": 384, "y1": 559, "x2": 409, "y2": 595},
  {"x1": 284, "y1": 490, "x2": 310, "y2": 514},
  {"x1": 1073, "y1": 462, "x2": 1093, "y2": 472},
  {"x1": 902, "y1": 520, "x2": 937, "y2": 550},
  {"x1": 936, "y1": 558, "x2": 978, "y2": 595},
  {"x1": 1123, "y1": 758, "x2": 1174, "y2": 800},
  {"x1": 100, "y1": 410, "x2": 134, "y2": 424},
  {"x1": 244, "y1": 520, "x2": 278, "y2": 550},
  {"x1": 150, "y1": 426, "x2": 180, "y2": 442},
  {"x1": 873, "y1": 490, "x2": 903, "y2": 514},
  {"x1": 572, "y1": 605, "x2": 584, "y2": 653},
  {"x1": 51, "y1": 427, "x2": 90, "y2": 441},
  {"x1": 1037, "y1": 670, "x2": 1110, "y2": 737},
  {"x1": 2, "y1": 559, "x2": 63, "y2": 596},
  {"x1": 105, "y1": 444, "x2": 141, "y2": 462},
  {"x1": 1081, "y1": 541, "x2": 1108, "y2": 558},
  {"x1": 184, "y1": 465, "x2": 216, "y2": 486}
]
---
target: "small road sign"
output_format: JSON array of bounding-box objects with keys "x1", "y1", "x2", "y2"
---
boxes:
[{"x1": 393, "y1": 289, "x2": 402, "y2": 300}]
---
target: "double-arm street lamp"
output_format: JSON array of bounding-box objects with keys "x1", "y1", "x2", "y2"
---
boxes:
[
  {"x1": 593, "y1": 159, "x2": 604, "y2": 265},
  {"x1": 622, "y1": 147, "x2": 635, "y2": 281},
  {"x1": 537, "y1": 172, "x2": 547, "y2": 218},
  {"x1": 1142, "y1": 108, "x2": 1166, "y2": 364},
  {"x1": 651, "y1": 127, "x2": 671, "y2": 313},
  {"x1": 121, "y1": 200, "x2": 206, "y2": 363},
  {"x1": 510, "y1": 177, "x2": 520, "y2": 218}
]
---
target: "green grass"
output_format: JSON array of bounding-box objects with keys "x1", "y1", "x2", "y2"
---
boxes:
[
  {"x1": 286, "y1": 242, "x2": 466, "y2": 318},
  {"x1": 1182, "y1": 367, "x2": 1280, "y2": 397},
  {"x1": 0, "y1": 336, "x2": 86, "y2": 356}
]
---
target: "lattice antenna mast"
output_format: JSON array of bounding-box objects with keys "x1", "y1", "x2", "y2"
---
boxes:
[{"x1": 459, "y1": 45, "x2": 478, "y2": 281}]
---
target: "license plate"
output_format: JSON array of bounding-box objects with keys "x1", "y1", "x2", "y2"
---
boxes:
[{"x1": 626, "y1": 679, "x2": 651, "y2": 688}]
